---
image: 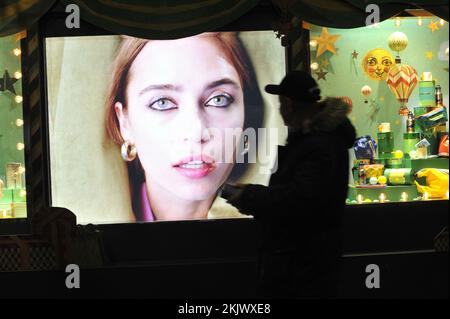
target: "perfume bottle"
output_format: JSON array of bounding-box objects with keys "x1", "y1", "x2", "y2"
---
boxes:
[
  {"x1": 406, "y1": 111, "x2": 415, "y2": 133},
  {"x1": 435, "y1": 85, "x2": 443, "y2": 107},
  {"x1": 358, "y1": 162, "x2": 366, "y2": 185}
]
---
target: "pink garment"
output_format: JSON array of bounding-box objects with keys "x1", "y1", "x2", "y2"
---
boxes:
[{"x1": 140, "y1": 182, "x2": 155, "y2": 221}]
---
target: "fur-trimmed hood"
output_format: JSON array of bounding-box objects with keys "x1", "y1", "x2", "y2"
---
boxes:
[{"x1": 289, "y1": 97, "x2": 356, "y2": 148}]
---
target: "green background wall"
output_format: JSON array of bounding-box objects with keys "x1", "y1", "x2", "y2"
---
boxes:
[
  {"x1": 0, "y1": 34, "x2": 25, "y2": 186},
  {"x1": 309, "y1": 17, "x2": 449, "y2": 159}
]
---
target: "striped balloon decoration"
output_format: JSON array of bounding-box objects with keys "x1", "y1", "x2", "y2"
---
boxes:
[{"x1": 386, "y1": 64, "x2": 419, "y2": 116}]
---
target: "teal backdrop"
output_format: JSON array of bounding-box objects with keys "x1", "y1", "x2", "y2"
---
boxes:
[{"x1": 309, "y1": 17, "x2": 449, "y2": 156}]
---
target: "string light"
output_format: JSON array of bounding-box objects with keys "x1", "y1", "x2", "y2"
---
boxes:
[
  {"x1": 356, "y1": 194, "x2": 364, "y2": 204},
  {"x1": 15, "y1": 95, "x2": 23, "y2": 103},
  {"x1": 14, "y1": 71, "x2": 22, "y2": 79},
  {"x1": 16, "y1": 143, "x2": 24, "y2": 151},
  {"x1": 417, "y1": 17, "x2": 423, "y2": 26},
  {"x1": 309, "y1": 40, "x2": 317, "y2": 48},
  {"x1": 400, "y1": 192, "x2": 409, "y2": 202},
  {"x1": 440, "y1": 19, "x2": 445, "y2": 27},
  {"x1": 379, "y1": 193, "x2": 387, "y2": 203},
  {"x1": 19, "y1": 190, "x2": 27, "y2": 197},
  {"x1": 422, "y1": 191, "x2": 429, "y2": 200},
  {"x1": 18, "y1": 166, "x2": 25, "y2": 174},
  {"x1": 395, "y1": 17, "x2": 401, "y2": 27},
  {"x1": 15, "y1": 119, "x2": 24, "y2": 127},
  {"x1": 310, "y1": 62, "x2": 319, "y2": 71},
  {"x1": 446, "y1": 190, "x2": 449, "y2": 199},
  {"x1": 13, "y1": 48, "x2": 21, "y2": 56}
]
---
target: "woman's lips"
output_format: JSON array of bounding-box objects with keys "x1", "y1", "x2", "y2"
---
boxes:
[{"x1": 172, "y1": 155, "x2": 216, "y2": 179}]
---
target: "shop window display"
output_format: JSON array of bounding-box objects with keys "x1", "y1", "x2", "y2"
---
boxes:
[
  {"x1": 308, "y1": 16, "x2": 449, "y2": 204},
  {"x1": 0, "y1": 32, "x2": 27, "y2": 219}
]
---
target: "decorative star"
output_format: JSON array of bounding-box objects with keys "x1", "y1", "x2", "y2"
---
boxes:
[
  {"x1": 428, "y1": 20, "x2": 439, "y2": 32},
  {"x1": 321, "y1": 58, "x2": 330, "y2": 67},
  {"x1": 315, "y1": 69, "x2": 328, "y2": 80},
  {"x1": 351, "y1": 50, "x2": 359, "y2": 59},
  {"x1": 379, "y1": 96, "x2": 385, "y2": 102},
  {"x1": 425, "y1": 51, "x2": 433, "y2": 60},
  {"x1": 311, "y1": 27, "x2": 340, "y2": 57},
  {"x1": 0, "y1": 70, "x2": 18, "y2": 95}
]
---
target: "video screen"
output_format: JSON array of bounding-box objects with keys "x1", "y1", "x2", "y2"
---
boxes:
[{"x1": 45, "y1": 31, "x2": 286, "y2": 224}]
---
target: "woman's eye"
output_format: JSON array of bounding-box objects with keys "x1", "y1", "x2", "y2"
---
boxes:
[
  {"x1": 148, "y1": 98, "x2": 177, "y2": 111},
  {"x1": 205, "y1": 94, "x2": 234, "y2": 108}
]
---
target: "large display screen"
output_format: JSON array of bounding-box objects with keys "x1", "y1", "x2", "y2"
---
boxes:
[{"x1": 45, "y1": 31, "x2": 286, "y2": 224}]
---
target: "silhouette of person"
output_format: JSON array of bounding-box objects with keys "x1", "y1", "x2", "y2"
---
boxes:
[{"x1": 222, "y1": 70, "x2": 356, "y2": 298}]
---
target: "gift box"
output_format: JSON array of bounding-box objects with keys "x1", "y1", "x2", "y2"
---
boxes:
[
  {"x1": 354, "y1": 136, "x2": 377, "y2": 161},
  {"x1": 384, "y1": 168, "x2": 414, "y2": 185},
  {"x1": 377, "y1": 132, "x2": 394, "y2": 159},
  {"x1": 418, "y1": 80, "x2": 436, "y2": 107},
  {"x1": 403, "y1": 133, "x2": 421, "y2": 158},
  {"x1": 415, "y1": 107, "x2": 448, "y2": 131},
  {"x1": 363, "y1": 164, "x2": 384, "y2": 178}
]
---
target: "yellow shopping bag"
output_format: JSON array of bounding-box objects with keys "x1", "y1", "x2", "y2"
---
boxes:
[{"x1": 415, "y1": 168, "x2": 449, "y2": 199}]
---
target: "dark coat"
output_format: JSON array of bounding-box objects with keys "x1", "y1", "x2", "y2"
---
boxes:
[{"x1": 228, "y1": 98, "x2": 356, "y2": 298}]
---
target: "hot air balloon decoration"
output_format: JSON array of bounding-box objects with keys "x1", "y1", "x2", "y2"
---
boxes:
[
  {"x1": 361, "y1": 85, "x2": 372, "y2": 103},
  {"x1": 388, "y1": 31, "x2": 408, "y2": 64},
  {"x1": 386, "y1": 64, "x2": 419, "y2": 116},
  {"x1": 337, "y1": 96, "x2": 353, "y2": 114}
]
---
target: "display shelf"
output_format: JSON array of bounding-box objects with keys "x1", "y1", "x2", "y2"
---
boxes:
[
  {"x1": 404, "y1": 157, "x2": 449, "y2": 171},
  {"x1": 347, "y1": 185, "x2": 420, "y2": 203}
]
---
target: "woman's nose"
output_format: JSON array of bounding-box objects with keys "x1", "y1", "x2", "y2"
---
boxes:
[{"x1": 179, "y1": 109, "x2": 210, "y2": 144}]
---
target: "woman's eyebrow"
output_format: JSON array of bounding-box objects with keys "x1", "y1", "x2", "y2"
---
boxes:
[
  {"x1": 139, "y1": 84, "x2": 181, "y2": 96},
  {"x1": 205, "y1": 78, "x2": 240, "y2": 91}
]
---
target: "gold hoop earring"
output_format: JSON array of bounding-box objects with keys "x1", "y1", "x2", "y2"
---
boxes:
[{"x1": 121, "y1": 141, "x2": 137, "y2": 162}]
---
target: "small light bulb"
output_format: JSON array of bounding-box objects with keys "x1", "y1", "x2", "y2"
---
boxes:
[
  {"x1": 445, "y1": 191, "x2": 449, "y2": 199},
  {"x1": 16, "y1": 143, "x2": 24, "y2": 151},
  {"x1": 440, "y1": 19, "x2": 445, "y2": 27},
  {"x1": 19, "y1": 189, "x2": 26, "y2": 197},
  {"x1": 14, "y1": 71, "x2": 22, "y2": 79},
  {"x1": 15, "y1": 119, "x2": 24, "y2": 127},
  {"x1": 395, "y1": 17, "x2": 401, "y2": 27},
  {"x1": 13, "y1": 48, "x2": 21, "y2": 56},
  {"x1": 417, "y1": 17, "x2": 423, "y2": 26},
  {"x1": 309, "y1": 40, "x2": 317, "y2": 48},
  {"x1": 379, "y1": 193, "x2": 386, "y2": 203},
  {"x1": 18, "y1": 166, "x2": 25, "y2": 174},
  {"x1": 310, "y1": 62, "x2": 319, "y2": 71},
  {"x1": 15, "y1": 95, "x2": 23, "y2": 103},
  {"x1": 356, "y1": 194, "x2": 364, "y2": 204},
  {"x1": 1, "y1": 209, "x2": 7, "y2": 218},
  {"x1": 422, "y1": 192, "x2": 429, "y2": 200},
  {"x1": 400, "y1": 192, "x2": 408, "y2": 202}
]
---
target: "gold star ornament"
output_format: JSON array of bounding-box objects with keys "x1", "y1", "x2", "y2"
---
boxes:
[
  {"x1": 312, "y1": 27, "x2": 340, "y2": 57},
  {"x1": 428, "y1": 20, "x2": 439, "y2": 32}
]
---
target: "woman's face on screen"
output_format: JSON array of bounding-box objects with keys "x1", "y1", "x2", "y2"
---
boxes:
[{"x1": 117, "y1": 35, "x2": 245, "y2": 202}]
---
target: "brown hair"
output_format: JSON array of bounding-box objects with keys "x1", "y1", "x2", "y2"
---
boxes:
[{"x1": 105, "y1": 33, "x2": 263, "y2": 220}]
